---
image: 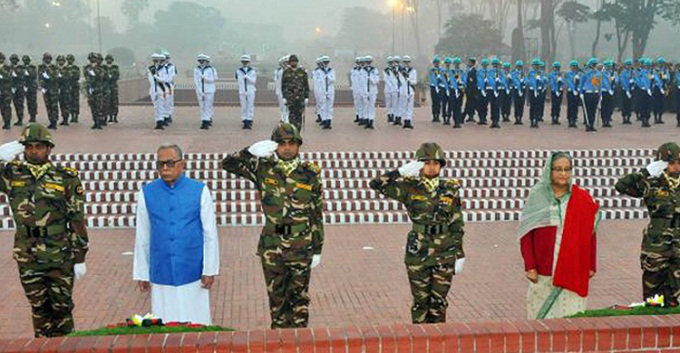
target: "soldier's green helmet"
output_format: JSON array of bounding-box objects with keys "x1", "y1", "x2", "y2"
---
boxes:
[
  {"x1": 22, "y1": 55, "x2": 31, "y2": 64},
  {"x1": 56, "y1": 55, "x2": 65, "y2": 62},
  {"x1": 0, "y1": 52, "x2": 5, "y2": 60},
  {"x1": 19, "y1": 123, "x2": 55, "y2": 148},
  {"x1": 105, "y1": 54, "x2": 114, "y2": 61},
  {"x1": 87, "y1": 52, "x2": 97, "y2": 60},
  {"x1": 66, "y1": 54, "x2": 75, "y2": 62},
  {"x1": 271, "y1": 123, "x2": 302, "y2": 145},
  {"x1": 9, "y1": 54, "x2": 18, "y2": 62},
  {"x1": 415, "y1": 142, "x2": 446, "y2": 166},
  {"x1": 656, "y1": 142, "x2": 680, "y2": 162}
]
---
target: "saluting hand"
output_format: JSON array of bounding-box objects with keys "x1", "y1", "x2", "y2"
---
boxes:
[
  {"x1": 398, "y1": 161, "x2": 424, "y2": 178},
  {"x1": 248, "y1": 140, "x2": 278, "y2": 158}
]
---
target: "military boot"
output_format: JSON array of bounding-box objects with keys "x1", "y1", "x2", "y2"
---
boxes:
[
  {"x1": 14, "y1": 118, "x2": 22, "y2": 126},
  {"x1": 364, "y1": 120, "x2": 374, "y2": 129},
  {"x1": 154, "y1": 121, "x2": 164, "y2": 130},
  {"x1": 403, "y1": 120, "x2": 413, "y2": 129},
  {"x1": 354, "y1": 115, "x2": 360, "y2": 123},
  {"x1": 29, "y1": 115, "x2": 36, "y2": 123},
  {"x1": 387, "y1": 114, "x2": 394, "y2": 123},
  {"x1": 322, "y1": 120, "x2": 332, "y2": 130},
  {"x1": 59, "y1": 116, "x2": 69, "y2": 126},
  {"x1": 393, "y1": 117, "x2": 402, "y2": 125},
  {"x1": 200, "y1": 121, "x2": 209, "y2": 130},
  {"x1": 47, "y1": 121, "x2": 57, "y2": 130}
]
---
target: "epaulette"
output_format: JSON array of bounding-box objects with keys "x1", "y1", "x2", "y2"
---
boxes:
[
  {"x1": 58, "y1": 166, "x2": 79, "y2": 177},
  {"x1": 445, "y1": 179, "x2": 461, "y2": 187},
  {"x1": 10, "y1": 160, "x2": 22, "y2": 166},
  {"x1": 303, "y1": 161, "x2": 321, "y2": 175}
]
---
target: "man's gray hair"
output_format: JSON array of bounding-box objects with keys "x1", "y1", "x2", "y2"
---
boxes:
[{"x1": 157, "y1": 143, "x2": 183, "y2": 160}]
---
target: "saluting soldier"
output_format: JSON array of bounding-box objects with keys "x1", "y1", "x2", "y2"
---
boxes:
[
  {"x1": 0, "y1": 124, "x2": 88, "y2": 337},
  {"x1": 370, "y1": 142, "x2": 465, "y2": 324},
  {"x1": 222, "y1": 123, "x2": 324, "y2": 329},
  {"x1": 615, "y1": 142, "x2": 680, "y2": 307}
]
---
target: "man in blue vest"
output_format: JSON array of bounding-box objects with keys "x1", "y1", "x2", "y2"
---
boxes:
[
  {"x1": 549, "y1": 61, "x2": 564, "y2": 125},
  {"x1": 619, "y1": 59, "x2": 635, "y2": 125},
  {"x1": 675, "y1": 61, "x2": 680, "y2": 127},
  {"x1": 579, "y1": 58, "x2": 602, "y2": 132},
  {"x1": 133, "y1": 143, "x2": 220, "y2": 325}
]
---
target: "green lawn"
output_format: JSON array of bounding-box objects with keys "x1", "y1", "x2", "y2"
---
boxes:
[
  {"x1": 568, "y1": 305, "x2": 680, "y2": 318},
  {"x1": 69, "y1": 325, "x2": 234, "y2": 336}
]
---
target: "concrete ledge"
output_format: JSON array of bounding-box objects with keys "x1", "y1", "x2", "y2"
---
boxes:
[{"x1": 2, "y1": 315, "x2": 680, "y2": 353}]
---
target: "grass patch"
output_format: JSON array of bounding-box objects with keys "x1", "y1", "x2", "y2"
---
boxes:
[
  {"x1": 568, "y1": 305, "x2": 680, "y2": 318},
  {"x1": 69, "y1": 325, "x2": 234, "y2": 336}
]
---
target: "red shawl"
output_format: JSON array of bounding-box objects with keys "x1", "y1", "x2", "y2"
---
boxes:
[{"x1": 552, "y1": 184, "x2": 599, "y2": 297}]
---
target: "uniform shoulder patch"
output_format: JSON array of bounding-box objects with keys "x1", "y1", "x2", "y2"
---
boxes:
[
  {"x1": 303, "y1": 161, "x2": 321, "y2": 174},
  {"x1": 445, "y1": 179, "x2": 461, "y2": 187},
  {"x1": 59, "y1": 166, "x2": 79, "y2": 177}
]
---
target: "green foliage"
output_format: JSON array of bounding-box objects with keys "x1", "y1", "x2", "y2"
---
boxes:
[
  {"x1": 435, "y1": 14, "x2": 504, "y2": 57},
  {"x1": 568, "y1": 305, "x2": 680, "y2": 318},
  {"x1": 335, "y1": 7, "x2": 389, "y2": 51},
  {"x1": 557, "y1": 1, "x2": 591, "y2": 23},
  {"x1": 69, "y1": 325, "x2": 233, "y2": 337},
  {"x1": 153, "y1": 2, "x2": 226, "y2": 54}
]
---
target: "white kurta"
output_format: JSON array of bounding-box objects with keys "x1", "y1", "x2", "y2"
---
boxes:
[{"x1": 133, "y1": 185, "x2": 220, "y2": 325}]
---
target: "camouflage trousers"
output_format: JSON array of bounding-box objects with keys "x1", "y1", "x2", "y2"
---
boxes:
[
  {"x1": 640, "y1": 227, "x2": 680, "y2": 304},
  {"x1": 26, "y1": 89, "x2": 37, "y2": 119},
  {"x1": 260, "y1": 247, "x2": 313, "y2": 329},
  {"x1": 58, "y1": 87, "x2": 70, "y2": 121},
  {"x1": 0, "y1": 92, "x2": 12, "y2": 125},
  {"x1": 286, "y1": 98, "x2": 305, "y2": 131},
  {"x1": 17, "y1": 263, "x2": 75, "y2": 337},
  {"x1": 406, "y1": 260, "x2": 455, "y2": 324},
  {"x1": 87, "y1": 93, "x2": 105, "y2": 124},
  {"x1": 12, "y1": 88, "x2": 25, "y2": 122},
  {"x1": 43, "y1": 90, "x2": 59, "y2": 124},
  {"x1": 104, "y1": 86, "x2": 118, "y2": 118},
  {"x1": 69, "y1": 83, "x2": 79, "y2": 117}
]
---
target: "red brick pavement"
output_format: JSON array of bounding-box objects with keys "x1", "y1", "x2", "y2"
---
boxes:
[{"x1": 0, "y1": 220, "x2": 647, "y2": 339}]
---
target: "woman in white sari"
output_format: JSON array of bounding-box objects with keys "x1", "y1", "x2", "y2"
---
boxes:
[{"x1": 519, "y1": 151, "x2": 601, "y2": 319}]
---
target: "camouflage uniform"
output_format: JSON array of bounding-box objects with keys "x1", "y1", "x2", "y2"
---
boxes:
[
  {"x1": 22, "y1": 56, "x2": 38, "y2": 122},
  {"x1": 0, "y1": 124, "x2": 88, "y2": 337},
  {"x1": 222, "y1": 123, "x2": 324, "y2": 329},
  {"x1": 370, "y1": 143, "x2": 465, "y2": 324},
  {"x1": 55, "y1": 56, "x2": 70, "y2": 126},
  {"x1": 83, "y1": 53, "x2": 105, "y2": 129},
  {"x1": 9, "y1": 54, "x2": 25, "y2": 126},
  {"x1": 38, "y1": 53, "x2": 59, "y2": 129},
  {"x1": 104, "y1": 55, "x2": 119, "y2": 123},
  {"x1": 281, "y1": 57, "x2": 310, "y2": 131},
  {"x1": 0, "y1": 52, "x2": 13, "y2": 129},
  {"x1": 65, "y1": 55, "x2": 80, "y2": 123},
  {"x1": 615, "y1": 142, "x2": 680, "y2": 305}
]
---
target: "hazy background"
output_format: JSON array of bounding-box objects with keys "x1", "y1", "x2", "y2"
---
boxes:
[{"x1": 0, "y1": 0, "x2": 678, "y2": 81}]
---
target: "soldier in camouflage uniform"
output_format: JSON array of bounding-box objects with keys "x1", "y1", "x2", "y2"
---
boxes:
[
  {"x1": 222, "y1": 123, "x2": 324, "y2": 329},
  {"x1": 370, "y1": 142, "x2": 466, "y2": 324},
  {"x1": 9, "y1": 54, "x2": 25, "y2": 126},
  {"x1": 22, "y1": 55, "x2": 38, "y2": 123},
  {"x1": 104, "y1": 54, "x2": 119, "y2": 123},
  {"x1": 83, "y1": 53, "x2": 105, "y2": 130},
  {"x1": 0, "y1": 52, "x2": 13, "y2": 130},
  {"x1": 55, "y1": 55, "x2": 70, "y2": 126},
  {"x1": 65, "y1": 54, "x2": 80, "y2": 123},
  {"x1": 0, "y1": 123, "x2": 88, "y2": 337},
  {"x1": 38, "y1": 53, "x2": 59, "y2": 130},
  {"x1": 281, "y1": 55, "x2": 310, "y2": 131},
  {"x1": 615, "y1": 142, "x2": 680, "y2": 306}
]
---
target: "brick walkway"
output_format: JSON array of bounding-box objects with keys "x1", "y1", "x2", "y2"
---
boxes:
[{"x1": 0, "y1": 104, "x2": 671, "y2": 338}]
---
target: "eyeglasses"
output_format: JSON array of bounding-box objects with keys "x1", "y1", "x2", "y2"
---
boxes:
[
  {"x1": 551, "y1": 167, "x2": 572, "y2": 173},
  {"x1": 156, "y1": 159, "x2": 182, "y2": 169}
]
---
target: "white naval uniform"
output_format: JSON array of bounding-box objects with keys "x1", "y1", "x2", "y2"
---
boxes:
[
  {"x1": 194, "y1": 64, "x2": 218, "y2": 122},
  {"x1": 356, "y1": 67, "x2": 369, "y2": 119},
  {"x1": 148, "y1": 65, "x2": 167, "y2": 123},
  {"x1": 350, "y1": 67, "x2": 362, "y2": 118},
  {"x1": 313, "y1": 66, "x2": 335, "y2": 122},
  {"x1": 236, "y1": 66, "x2": 257, "y2": 121},
  {"x1": 162, "y1": 62, "x2": 177, "y2": 118},
  {"x1": 365, "y1": 65, "x2": 380, "y2": 122},
  {"x1": 273, "y1": 67, "x2": 288, "y2": 122},
  {"x1": 384, "y1": 66, "x2": 399, "y2": 117},
  {"x1": 399, "y1": 66, "x2": 417, "y2": 121},
  {"x1": 133, "y1": 186, "x2": 220, "y2": 325}
]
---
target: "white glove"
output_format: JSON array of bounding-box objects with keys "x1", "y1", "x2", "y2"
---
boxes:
[
  {"x1": 455, "y1": 258, "x2": 465, "y2": 274},
  {"x1": 41, "y1": 88, "x2": 46, "y2": 94},
  {"x1": 41, "y1": 72, "x2": 49, "y2": 79},
  {"x1": 282, "y1": 98, "x2": 287, "y2": 105},
  {"x1": 579, "y1": 93, "x2": 584, "y2": 101},
  {"x1": 74, "y1": 263, "x2": 87, "y2": 280},
  {"x1": 304, "y1": 98, "x2": 309, "y2": 105},
  {"x1": 646, "y1": 160, "x2": 668, "y2": 178},
  {"x1": 481, "y1": 90, "x2": 487, "y2": 98},
  {"x1": 398, "y1": 161, "x2": 424, "y2": 178},
  {"x1": 0, "y1": 141, "x2": 24, "y2": 162},
  {"x1": 247, "y1": 140, "x2": 278, "y2": 158},
  {"x1": 311, "y1": 255, "x2": 321, "y2": 269},
  {"x1": 88, "y1": 70, "x2": 95, "y2": 77}
]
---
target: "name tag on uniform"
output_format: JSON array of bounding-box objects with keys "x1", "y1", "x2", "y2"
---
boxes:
[
  {"x1": 410, "y1": 195, "x2": 427, "y2": 201},
  {"x1": 264, "y1": 178, "x2": 279, "y2": 186},
  {"x1": 439, "y1": 196, "x2": 453, "y2": 204},
  {"x1": 10, "y1": 180, "x2": 26, "y2": 187},
  {"x1": 295, "y1": 182, "x2": 312, "y2": 191},
  {"x1": 43, "y1": 183, "x2": 65, "y2": 192}
]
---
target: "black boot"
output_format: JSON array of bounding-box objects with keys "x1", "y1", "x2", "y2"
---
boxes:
[
  {"x1": 14, "y1": 119, "x2": 22, "y2": 126},
  {"x1": 112, "y1": 115, "x2": 118, "y2": 123},
  {"x1": 100, "y1": 118, "x2": 107, "y2": 127},
  {"x1": 154, "y1": 121, "x2": 164, "y2": 130},
  {"x1": 568, "y1": 120, "x2": 577, "y2": 128},
  {"x1": 477, "y1": 119, "x2": 487, "y2": 125},
  {"x1": 29, "y1": 115, "x2": 36, "y2": 123},
  {"x1": 354, "y1": 115, "x2": 360, "y2": 123},
  {"x1": 47, "y1": 121, "x2": 57, "y2": 130},
  {"x1": 642, "y1": 119, "x2": 651, "y2": 127},
  {"x1": 431, "y1": 115, "x2": 439, "y2": 123},
  {"x1": 322, "y1": 120, "x2": 332, "y2": 130},
  {"x1": 490, "y1": 122, "x2": 500, "y2": 129},
  {"x1": 530, "y1": 120, "x2": 539, "y2": 128},
  {"x1": 403, "y1": 120, "x2": 413, "y2": 129},
  {"x1": 358, "y1": 119, "x2": 367, "y2": 126},
  {"x1": 200, "y1": 121, "x2": 209, "y2": 130},
  {"x1": 243, "y1": 120, "x2": 252, "y2": 130},
  {"x1": 2, "y1": 121, "x2": 10, "y2": 130},
  {"x1": 393, "y1": 117, "x2": 402, "y2": 125},
  {"x1": 387, "y1": 114, "x2": 394, "y2": 123},
  {"x1": 70, "y1": 114, "x2": 78, "y2": 123},
  {"x1": 453, "y1": 121, "x2": 461, "y2": 128},
  {"x1": 364, "y1": 120, "x2": 374, "y2": 129},
  {"x1": 59, "y1": 117, "x2": 69, "y2": 126},
  {"x1": 514, "y1": 118, "x2": 523, "y2": 125},
  {"x1": 623, "y1": 116, "x2": 631, "y2": 125},
  {"x1": 551, "y1": 117, "x2": 560, "y2": 125},
  {"x1": 316, "y1": 114, "x2": 322, "y2": 123},
  {"x1": 502, "y1": 115, "x2": 510, "y2": 122},
  {"x1": 443, "y1": 117, "x2": 451, "y2": 125}
]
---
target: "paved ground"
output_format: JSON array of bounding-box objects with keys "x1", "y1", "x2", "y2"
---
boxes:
[{"x1": 0, "y1": 104, "x2": 673, "y2": 338}]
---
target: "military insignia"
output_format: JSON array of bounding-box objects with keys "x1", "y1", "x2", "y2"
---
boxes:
[
  {"x1": 76, "y1": 185, "x2": 84, "y2": 196},
  {"x1": 439, "y1": 196, "x2": 453, "y2": 204},
  {"x1": 446, "y1": 179, "x2": 461, "y2": 187},
  {"x1": 655, "y1": 190, "x2": 670, "y2": 197},
  {"x1": 305, "y1": 162, "x2": 321, "y2": 174},
  {"x1": 295, "y1": 182, "x2": 312, "y2": 191},
  {"x1": 62, "y1": 166, "x2": 79, "y2": 176},
  {"x1": 264, "y1": 178, "x2": 279, "y2": 186},
  {"x1": 43, "y1": 182, "x2": 65, "y2": 192},
  {"x1": 410, "y1": 195, "x2": 427, "y2": 201},
  {"x1": 10, "y1": 180, "x2": 26, "y2": 187}
]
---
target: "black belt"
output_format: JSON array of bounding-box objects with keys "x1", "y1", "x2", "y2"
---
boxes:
[
  {"x1": 413, "y1": 223, "x2": 446, "y2": 235},
  {"x1": 651, "y1": 217, "x2": 680, "y2": 229},
  {"x1": 18, "y1": 223, "x2": 68, "y2": 237}
]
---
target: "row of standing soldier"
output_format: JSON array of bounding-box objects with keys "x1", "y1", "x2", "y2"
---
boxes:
[{"x1": 0, "y1": 52, "x2": 119, "y2": 131}]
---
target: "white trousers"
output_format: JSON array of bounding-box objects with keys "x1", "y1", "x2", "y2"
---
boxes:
[
  {"x1": 366, "y1": 93, "x2": 377, "y2": 121},
  {"x1": 276, "y1": 94, "x2": 289, "y2": 122},
  {"x1": 151, "y1": 93, "x2": 165, "y2": 122},
  {"x1": 197, "y1": 92, "x2": 215, "y2": 121},
  {"x1": 151, "y1": 280, "x2": 212, "y2": 325},
  {"x1": 166, "y1": 85, "x2": 175, "y2": 117},
  {"x1": 239, "y1": 92, "x2": 256, "y2": 121},
  {"x1": 352, "y1": 90, "x2": 361, "y2": 117},
  {"x1": 387, "y1": 92, "x2": 398, "y2": 116},
  {"x1": 398, "y1": 92, "x2": 414, "y2": 120},
  {"x1": 317, "y1": 93, "x2": 335, "y2": 121}
]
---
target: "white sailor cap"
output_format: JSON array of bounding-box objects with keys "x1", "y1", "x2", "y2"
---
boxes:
[
  {"x1": 386, "y1": 56, "x2": 394, "y2": 62},
  {"x1": 279, "y1": 56, "x2": 288, "y2": 63},
  {"x1": 320, "y1": 55, "x2": 330, "y2": 62},
  {"x1": 161, "y1": 51, "x2": 171, "y2": 58},
  {"x1": 393, "y1": 56, "x2": 402, "y2": 62},
  {"x1": 240, "y1": 54, "x2": 251, "y2": 62},
  {"x1": 364, "y1": 55, "x2": 373, "y2": 62},
  {"x1": 315, "y1": 56, "x2": 324, "y2": 64},
  {"x1": 151, "y1": 53, "x2": 165, "y2": 60},
  {"x1": 355, "y1": 56, "x2": 362, "y2": 62},
  {"x1": 197, "y1": 54, "x2": 210, "y2": 61},
  {"x1": 402, "y1": 55, "x2": 412, "y2": 62}
]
